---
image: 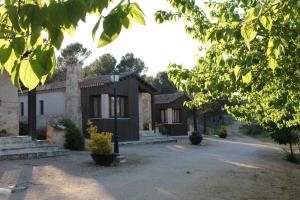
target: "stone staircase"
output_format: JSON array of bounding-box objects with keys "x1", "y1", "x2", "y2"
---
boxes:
[
  {"x1": 0, "y1": 136, "x2": 68, "y2": 160},
  {"x1": 136, "y1": 130, "x2": 177, "y2": 144}
]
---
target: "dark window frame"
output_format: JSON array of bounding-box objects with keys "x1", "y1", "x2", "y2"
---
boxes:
[
  {"x1": 40, "y1": 100, "x2": 44, "y2": 115},
  {"x1": 109, "y1": 95, "x2": 128, "y2": 118},
  {"x1": 172, "y1": 109, "x2": 181, "y2": 123},
  {"x1": 20, "y1": 102, "x2": 24, "y2": 116},
  {"x1": 160, "y1": 109, "x2": 167, "y2": 123},
  {"x1": 90, "y1": 95, "x2": 101, "y2": 118}
]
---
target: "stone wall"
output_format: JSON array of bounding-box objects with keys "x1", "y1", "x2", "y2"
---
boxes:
[
  {"x1": 139, "y1": 93, "x2": 152, "y2": 130},
  {"x1": 0, "y1": 72, "x2": 19, "y2": 135}
]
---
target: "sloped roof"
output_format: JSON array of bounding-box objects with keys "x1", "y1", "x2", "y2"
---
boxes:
[
  {"x1": 154, "y1": 92, "x2": 192, "y2": 104},
  {"x1": 21, "y1": 72, "x2": 156, "y2": 93}
]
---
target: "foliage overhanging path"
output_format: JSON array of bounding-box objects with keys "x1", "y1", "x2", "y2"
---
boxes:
[
  {"x1": 155, "y1": 0, "x2": 300, "y2": 131},
  {"x1": 0, "y1": 0, "x2": 145, "y2": 90}
]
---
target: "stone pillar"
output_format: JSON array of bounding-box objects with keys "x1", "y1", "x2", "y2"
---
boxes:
[
  {"x1": 65, "y1": 62, "x2": 82, "y2": 129},
  {"x1": 101, "y1": 94, "x2": 109, "y2": 118},
  {"x1": 0, "y1": 72, "x2": 19, "y2": 135},
  {"x1": 138, "y1": 93, "x2": 144, "y2": 130}
]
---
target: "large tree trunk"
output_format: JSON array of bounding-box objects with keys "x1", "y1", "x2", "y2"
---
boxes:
[{"x1": 289, "y1": 142, "x2": 294, "y2": 158}]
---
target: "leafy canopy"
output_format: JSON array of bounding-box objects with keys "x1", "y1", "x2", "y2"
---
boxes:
[
  {"x1": 0, "y1": 0, "x2": 145, "y2": 90},
  {"x1": 156, "y1": 0, "x2": 300, "y2": 130}
]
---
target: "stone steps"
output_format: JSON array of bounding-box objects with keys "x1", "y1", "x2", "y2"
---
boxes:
[
  {"x1": 0, "y1": 136, "x2": 68, "y2": 160},
  {"x1": 0, "y1": 149, "x2": 68, "y2": 160}
]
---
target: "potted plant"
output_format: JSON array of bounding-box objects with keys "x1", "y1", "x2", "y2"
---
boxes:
[
  {"x1": 189, "y1": 131, "x2": 203, "y2": 145},
  {"x1": 218, "y1": 126, "x2": 227, "y2": 138},
  {"x1": 87, "y1": 120, "x2": 115, "y2": 166}
]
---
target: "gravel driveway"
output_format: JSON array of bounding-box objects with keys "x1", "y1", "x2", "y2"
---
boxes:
[{"x1": 0, "y1": 136, "x2": 299, "y2": 200}]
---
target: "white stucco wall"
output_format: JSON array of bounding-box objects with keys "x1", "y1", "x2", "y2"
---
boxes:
[
  {"x1": 19, "y1": 90, "x2": 66, "y2": 128},
  {"x1": 0, "y1": 72, "x2": 19, "y2": 135}
]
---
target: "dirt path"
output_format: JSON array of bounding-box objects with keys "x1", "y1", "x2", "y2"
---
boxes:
[{"x1": 0, "y1": 136, "x2": 299, "y2": 200}]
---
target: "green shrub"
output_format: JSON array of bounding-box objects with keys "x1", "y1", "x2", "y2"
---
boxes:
[
  {"x1": 283, "y1": 149, "x2": 300, "y2": 164},
  {"x1": 87, "y1": 120, "x2": 113, "y2": 155},
  {"x1": 37, "y1": 127, "x2": 47, "y2": 140},
  {"x1": 19, "y1": 122, "x2": 29, "y2": 136},
  {"x1": 143, "y1": 123, "x2": 150, "y2": 130},
  {"x1": 189, "y1": 131, "x2": 203, "y2": 145},
  {"x1": 240, "y1": 124, "x2": 265, "y2": 135},
  {"x1": 218, "y1": 126, "x2": 227, "y2": 138},
  {"x1": 57, "y1": 118, "x2": 85, "y2": 150}
]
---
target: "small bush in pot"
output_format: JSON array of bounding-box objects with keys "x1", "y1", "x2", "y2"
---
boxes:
[
  {"x1": 218, "y1": 126, "x2": 227, "y2": 138},
  {"x1": 189, "y1": 131, "x2": 203, "y2": 145},
  {"x1": 87, "y1": 120, "x2": 115, "y2": 166}
]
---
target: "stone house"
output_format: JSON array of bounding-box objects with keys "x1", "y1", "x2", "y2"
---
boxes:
[
  {"x1": 0, "y1": 72, "x2": 19, "y2": 136},
  {"x1": 19, "y1": 72, "x2": 157, "y2": 141},
  {"x1": 154, "y1": 92, "x2": 192, "y2": 136}
]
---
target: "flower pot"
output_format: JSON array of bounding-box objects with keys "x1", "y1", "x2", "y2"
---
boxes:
[
  {"x1": 219, "y1": 134, "x2": 227, "y2": 139},
  {"x1": 189, "y1": 132, "x2": 203, "y2": 145},
  {"x1": 91, "y1": 154, "x2": 116, "y2": 166}
]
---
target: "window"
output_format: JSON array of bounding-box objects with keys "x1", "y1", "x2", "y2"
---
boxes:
[
  {"x1": 160, "y1": 109, "x2": 167, "y2": 123},
  {"x1": 109, "y1": 96, "x2": 127, "y2": 118},
  {"x1": 172, "y1": 109, "x2": 181, "y2": 123},
  {"x1": 40, "y1": 100, "x2": 44, "y2": 115},
  {"x1": 20, "y1": 102, "x2": 24, "y2": 116},
  {"x1": 91, "y1": 96, "x2": 101, "y2": 117}
]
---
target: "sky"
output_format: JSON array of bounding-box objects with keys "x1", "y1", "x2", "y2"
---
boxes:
[{"x1": 62, "y1": 0, "x2": 201, "y2": 76}]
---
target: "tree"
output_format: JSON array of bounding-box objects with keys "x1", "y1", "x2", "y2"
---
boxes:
[
  {"x1": 156, "y1": 0, "x2": 300, "y2": 156},
  {"x1": 146, "y1": 71, "x2": 177, "y2": 94},
  {"x1": 0, "y1": 0, "x2": 145, "y2": 90},
  {"x1": 116, "y1": 53, "x2": 147, "y2": 75},
  {"x1": 83, "y1": 53, "x2": 117, "y2": 77},
  {"x1": 47, "y1": 42, "x2": 90, "y2": 83}
]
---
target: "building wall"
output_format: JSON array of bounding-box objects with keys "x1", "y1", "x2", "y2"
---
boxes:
[
  {"x1": 0, "y1": 72, "x2": 19, "y2": 135},
  {"x1": 81, "y1": 77, "x2": 140, "y2": 141},
  {"x1": 19, "y1": 89, "x2": 66, "y2": 128},
  {"x1": 155, "y1": 96, "x2": 190, "y2": 136}
]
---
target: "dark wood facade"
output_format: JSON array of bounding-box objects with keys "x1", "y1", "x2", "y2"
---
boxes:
[
  {"x1": 155, "y1": 94, "x2": 191, "y2": 136},
  {"x1": 81, "y1": 74, "x2": 156, "y2": 141}
]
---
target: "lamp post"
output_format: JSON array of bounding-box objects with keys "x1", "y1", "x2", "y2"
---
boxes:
[{"x1": 111, "y1": 73, "x2": 120, "y2": 156}]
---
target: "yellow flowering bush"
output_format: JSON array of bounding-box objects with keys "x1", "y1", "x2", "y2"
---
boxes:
[{"x1": 87, "y1": 120, "x2": 113, "y2": 155}]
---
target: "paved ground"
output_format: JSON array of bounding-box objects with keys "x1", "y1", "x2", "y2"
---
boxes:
[{"x1": 0, "y1": 136, "x2": 299, "y2": 200}]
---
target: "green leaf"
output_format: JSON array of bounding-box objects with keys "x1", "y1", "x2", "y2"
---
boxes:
[
  {"x1": 242, "y1": 71, "x2": 252, "y2": 84},
  {"x1": 12, "y1": 37, "x2": 25, "y2": 56},
  {"x1": 19, "y1": 60, "x2": 40, "y2": 90},
  {"x1": 48, "y1": 1, "x2": 66, "y2": 27},
  {"x1": 48, "y1": 28, "x2": 64, "y2": 49},
  {"x1": 92, "y1": 17, "x2": 101, "y2": 41},
  {"x1": 3, "y1": 50, "x2": 17, "y2": 74},
  {"x1": 10, "y1": 62, "x2": 21, "y2": 90},
  {"x1": 7, "y1": 6, "x2": 21, "y2": 32},
  {"x1": 121, "y1": 16, "x2": 131, "y2": 29},
  {"x1": 64, "y1": 0, "x2": 86, "y2": 26},
  {"x1": 98, "y1": 13, "x2": 122, "y2": 47},
  {"x1": 127, "y1": 3, "x2": 145, "y2": 25},
  {"x1": 0, "y1": 45, "x2": 12, "y2": 65},
  {"x1": 268, "y1": 57, "x2": 277, "y2": 72},
  {"x1": 233, "y1": 66, "x2": 240, "y2": 79},
  {"x1": 241, "y1": 24, "x2": 257, "y2": 49}
]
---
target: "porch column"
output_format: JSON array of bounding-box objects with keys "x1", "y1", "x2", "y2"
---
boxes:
[
  {"x1": 151, "y1": 93, "x2": 155, "y2": 131},
  {"x1": 167, "y1": 108, "x2": 172, "y2": 124},
  {"x1": 28, "y1": 88, "x2": 36, "y2": 141}
]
